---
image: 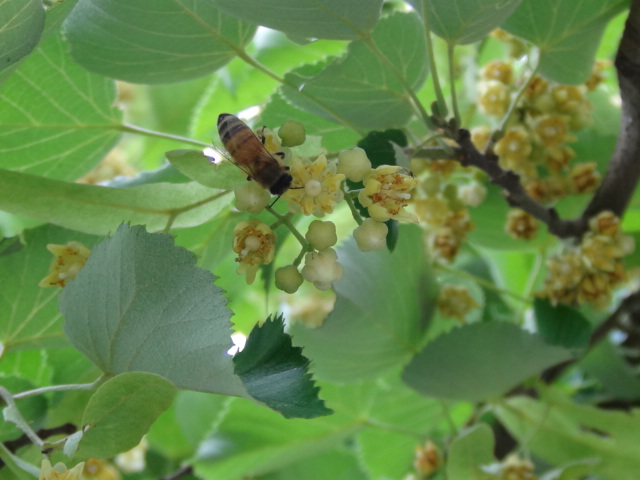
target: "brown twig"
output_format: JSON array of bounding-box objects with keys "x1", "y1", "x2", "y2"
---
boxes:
[{"x1": 159, "y1": 465, "x2": 194, "y2": 480}]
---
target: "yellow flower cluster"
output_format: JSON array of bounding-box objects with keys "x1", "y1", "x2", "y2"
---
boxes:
[
  {"x1": 39, "y1": 241, "x2": 91, "y2": 288},
  {"x1": 540, "y1": 212, "x2": 634, "y2": 309},
  {"x1": 505, "y1": 209, "x2": 538, "y2": 241},
  {"x1": 475, "y1": 57, "x2": 602, "y2": 208}
]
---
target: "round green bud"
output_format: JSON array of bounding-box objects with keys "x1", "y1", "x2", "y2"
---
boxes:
[
  {"x1": 305, "y1": 220, "x2": 338, "y2": 251},
  {"x1": 442, "y1": 183, "x2": 458, "y2": 201},
  {"x1": 234, "y1": 182, "x2": 271, "y2": 214},
  {"x1": 337, "y1": 147, "x2": 372, "y2": 182},
  {"x1": 278, "y1": 120, "x2": 306, "y2": 147},
  {"x1": 353, "y1": 218, "x2": 388, "y2": 252},
  {"x1": 275, "y1": 265, "x2": 304, "y2": 294}
]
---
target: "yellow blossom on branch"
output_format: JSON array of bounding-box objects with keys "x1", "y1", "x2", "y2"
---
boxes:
[
  {"x1": 284, "y1": 154, "x2": 345, "y2": 216},
  {"x1": 39, "y1": 241, "x2": 91, "y2": 288},
  {"x1": 232, "y1": 220, "x2": 276, "y2": 285},
  {"x1": 358, "y1": 165, "x2": 419, "y2": 223}
]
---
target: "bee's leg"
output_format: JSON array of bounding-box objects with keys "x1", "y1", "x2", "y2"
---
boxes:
[
  {"x1": 274, "y1": 151, "x2": 285, "y2": 159},
  {"x1": 247, "y1": 175, "x2": 252, "y2": 181}
]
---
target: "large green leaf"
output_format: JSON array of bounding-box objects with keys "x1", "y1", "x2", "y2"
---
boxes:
[
  {"x1": 282, "y1": 12, "x2": 429, "y2": 130},
  {"x1": 75, "y1": 372, "x2": 176, "y2": 459},
  {"x1": 408, "y1": 0, "x2": 523, "y2": 45},
  {"x1": 0, "y1": 169, "x2": 230, "y2": 235},
  {"x1": 496, "y1": 392, "x2": 640, "y2": 480},
  {"x1": 581, "y1": 340, "x2": 640, "y2": 401},
  {"x1": 0, "y1": 225, "x2": 99, "y2": 353},
  {"x1": 234, "y1": 316, "x2": 332, "y2": 419},
  {"x1": 403, "y1": 322, "x2": 573, "y2": 402},
  {"x1": 59, "y1": 224, "x2": 249, "y2": 397},
  {"x1": 0, "y1": 0, "x2": 44, "y2": 71},
  {"x1": 211, "y1": 0, "x2": 383, "y2": 40},
  {"x1": 502, "y1": 0, "x2": 628, "y2": 84},
  {"x1": 63, "y1": 0, "x2": 256, "y2": 84},
  {"x1": 193, "y1": 397, "x2": 360, "y2": 479},
  {"x1": 291, "y1": 225, "x2": 436, "y2": 382},
  {"x1": 0, "y1": 32, "x2": 121, "y2": 181}
]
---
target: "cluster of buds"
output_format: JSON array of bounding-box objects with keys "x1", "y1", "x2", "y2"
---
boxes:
[
  {"x1": 414, "y1": 161, "x2": 478, "y2": 261},
  {"x1": 540, "y1": 211, "x2": 635, "y2": 310},
  {"x1": 413, "y1": 440, "x2": 443, "y2": 477},
  {"x1": 437, "y1": 284, "x2": 480, "y2": 322},
  {"x1": 482, "y1": 454, "x2": 538, "y2": 480},
  {"x1": 232, "y1": 123, "x2": 421, "y2": 293},
  {"x1": 474, "y1": 56, "x2": 607, "y2": 240}
]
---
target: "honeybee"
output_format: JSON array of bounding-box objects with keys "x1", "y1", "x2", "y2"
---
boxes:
[{"x1": 217, "y1": 113, "x2": 293, "y2": 196}]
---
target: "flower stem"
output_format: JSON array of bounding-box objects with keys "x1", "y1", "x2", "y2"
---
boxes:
[
  {"x1": 421, "y1": 8, "x2": 448, "y2": 118},
  {"x1": 266, "y1": 207, "x2": 310, "y2": 249},
  {"x1": 447, "y1": 43, "x2": 461, "y2": 126},
  {"x1": 344, "y1": 187, "x2": 364, "y2": 225},
  {"x1": 118, "y1": 123, "x2": 210, "y2": 148}
]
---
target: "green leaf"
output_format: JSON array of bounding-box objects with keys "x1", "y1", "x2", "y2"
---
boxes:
[
  {"x1": 409, "y1": 0, "x2": 523, "y2": 45},
  {"x1": 502, "y1": 0, "x2": 627, "y2": 84},
  {"x1": 193, "y1": 397, "x2": 360, "y2": 479},
  {"x1": 211, "y1": 0, "x2": 383, "y2": 40},
  {"x1": 0, "y1": 32, "x2": 121, "y2": 181},
  {"x1": 59, "y1": 224, "x2": 249, "y2": 397},
  {"x1": 446, "y1": 425, "x2": 496, "y2": 480},
  {"x1": 355, "y1": 374, "x2": 453, "y2": 479},
  {"x1": 234, "y1": 315, "x2": 332, "y2": 419},
  {"x1": 402, "y1": 322, "x2": 573, "y2": 402},
  {"x1": 357, "y1": 129, "x2": 408, "y2": 167},
  {"x1": 0, "y1": 225, "x2": 99, "y2": 354},
  {"x1": 580, "y1": 340, "x2": 640, "y2": 401},
  {"x1": 63, "y1": 0, "x2": 256, "y2": 84},
  {"x1": 0, "y1": 169, "x2": 229, "y2": 235},
  {"x1": 166, "y1": 149, "x2": 246, "y2": 190},
  {"x1": 282, "y1": 12, "x2": 428, "y2": 130},
  {"x1": 75, "y1": 372, "x2": 176, "y2": 459},
  {"x1": 496, "y1": 392, "x2": 640, "y2": 480},
  {"x1": 260, "y1": 449, "x2": 368, "y2": 480},
  {"x1": 291, "y1": 225, "x2": 436, "y2": 382},
  {"x1": 534, "y1": 298, "x2": 592, "y2": 350},
  {"x1": 0, "y1": 0, "x2": 44, "y2": 71}
]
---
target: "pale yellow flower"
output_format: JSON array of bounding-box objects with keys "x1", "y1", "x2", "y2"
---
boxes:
[
  {"x1": 83, "y1": 459, "x2": 120, "y2": 480},
  {"x1": 358, "y1": 165, "x2": 419, "y2": 223},
  {"x1": 39, "y1": 241, "x2": 91, "y2": 288},
  {"x1": 284, "y1": 154, "x2": 345, "y2": 216},
  {"x1": 40, "y1": 458, "x2": 86, "y2": 480},
  {"x1": 437, "y1": 285, "x2": 480, "y2": 322},
  {"x1": 232, "y1": 220, "x2": 276, "y2": 284}
]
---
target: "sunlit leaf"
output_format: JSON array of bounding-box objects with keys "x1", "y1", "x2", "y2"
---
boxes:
[
  {"x1": 0, "y1": 32, "x2": 121, "y2": 180},
  {"x1": 63, "y1": 0, "x2": 256, "y2": 84},
  {"x1": 211, "y1": 0, "x2": 383, "y2": 40},
  {"x1": 409, "y1": 0, "x2": 523, "y2": 45},
  {"x1": 502, "y1": 0, "x2": 627, "y2": 84},
  {"x1": 446, "y1": 425, "x2": 496, "y2": 480},
  {"x1": 0, "y1": 169, "x2": 229, "y2": 235},
  {"x1": 291, "y1": 225, "x2": 436, "y2": 382},
  {"x1": 75, "y1": 372, "x2": 176, "y2": 459},
  {"x1": 282, "y1": 12, "x2": 428, "y2": 129},
  {"x1": 59, "y1": 224, "x2": 249, "y2": 397}
]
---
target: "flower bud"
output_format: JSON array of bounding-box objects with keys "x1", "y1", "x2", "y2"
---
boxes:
[
  {"x1": 301, "y1": 248, "x2": 343, "y2": 290},
  {"x1": 275, "y1": 265, "x2": 304, "y2": 294},
  {"x1": 337, "y1": 147, "x2": 372, "y2": 182},
  {"x1": 234, "y1": 181, "x2": 271, "y2": 213},
  {"x1": 459, "y1": 183, "x2": 487, "y2": 207},
  {"x1": 353, "y1": 218, "x2": 388, "y2": 252},
  {"x1": 278, "y1": 120, "x2": 306, "y2": 147},
  {"x1": 305, "y1": 220, "x2": 338, "y2": 251}
]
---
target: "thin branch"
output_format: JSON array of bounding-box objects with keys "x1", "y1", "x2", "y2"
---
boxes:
[{"x1": 159, "y1": 465, "x2": 193, "y2": 480}]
